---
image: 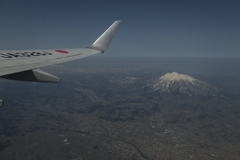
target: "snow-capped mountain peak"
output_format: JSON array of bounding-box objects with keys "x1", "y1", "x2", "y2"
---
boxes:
[
  {"x1": 160, "y1": 72, "x2": 196, "y2": 83},
  {"x1": 149, "y1": 72, "x2": 215, "y2": 96}
]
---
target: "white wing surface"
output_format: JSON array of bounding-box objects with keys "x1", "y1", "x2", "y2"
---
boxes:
[
  {"x1": 0, "y1": 20, "x2": 121, "y2": 77},
  {"x1": 0, "y1": 20, "x2": 121, "y2": 107}
]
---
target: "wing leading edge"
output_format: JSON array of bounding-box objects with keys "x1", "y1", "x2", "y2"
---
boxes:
[{"x1": 0, "y1": 20, "x2": 122, "y2": 107}]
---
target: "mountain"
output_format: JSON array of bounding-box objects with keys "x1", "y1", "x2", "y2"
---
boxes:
[{"x1": 149, "y1": 72, "x2": 216, "y2": 97}]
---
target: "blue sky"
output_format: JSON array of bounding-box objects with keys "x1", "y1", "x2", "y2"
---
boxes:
[{"x1": 0, "y1": 0, "x2": 240, "y2": 57}]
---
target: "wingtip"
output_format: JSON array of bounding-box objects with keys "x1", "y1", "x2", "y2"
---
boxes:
[
  {"x1": 114, "y1": 20, "x2": 122, "y2": 25},
  {"x1": 88, "y1": 20, "x2": 122, "y2": 52}
]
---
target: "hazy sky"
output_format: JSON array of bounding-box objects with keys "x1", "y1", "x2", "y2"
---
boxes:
[{"x1": 0, "y1": 0, "x2": 240, "y2": 57}]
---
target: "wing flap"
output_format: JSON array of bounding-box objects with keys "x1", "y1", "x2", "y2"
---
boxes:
[{"x1": 1, "y1": 69, "x2": 60, "y2": 83}]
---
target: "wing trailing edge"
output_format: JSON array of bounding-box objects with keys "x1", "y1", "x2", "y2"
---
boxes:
[{"x1": 1, "y1": 69, "x2": 60, "y2": 83}]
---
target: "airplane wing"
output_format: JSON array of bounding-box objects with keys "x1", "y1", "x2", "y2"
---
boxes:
[{"x1": 0, "y1": 20, "x2": 121, "y2": 107}]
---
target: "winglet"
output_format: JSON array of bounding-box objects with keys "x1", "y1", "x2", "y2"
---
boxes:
[{"x1": 88, "y1": 20, "x2": 122, "y2": 52}]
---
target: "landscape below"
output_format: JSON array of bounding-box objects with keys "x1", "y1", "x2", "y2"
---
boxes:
[{"x1": 0, "y1": 57, "x2": 240, "y2": 160}]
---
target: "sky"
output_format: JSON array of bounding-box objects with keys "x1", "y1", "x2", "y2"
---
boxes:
[{"x1": 0, "y1": 0, "x2": 240, "y2": 57}]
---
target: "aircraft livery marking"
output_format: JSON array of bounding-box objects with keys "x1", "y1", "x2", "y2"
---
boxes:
[
  {"x1": 0, "y1": 51, "x2": 52, "y2": 58},
  {"x1": 55, "y1": 50, "x2": 69, "y2": 54}
]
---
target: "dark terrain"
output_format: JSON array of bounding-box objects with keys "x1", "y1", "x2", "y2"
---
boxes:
[{"x1": 0, "y1": 57, "x2": 240, "y2": 160}]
